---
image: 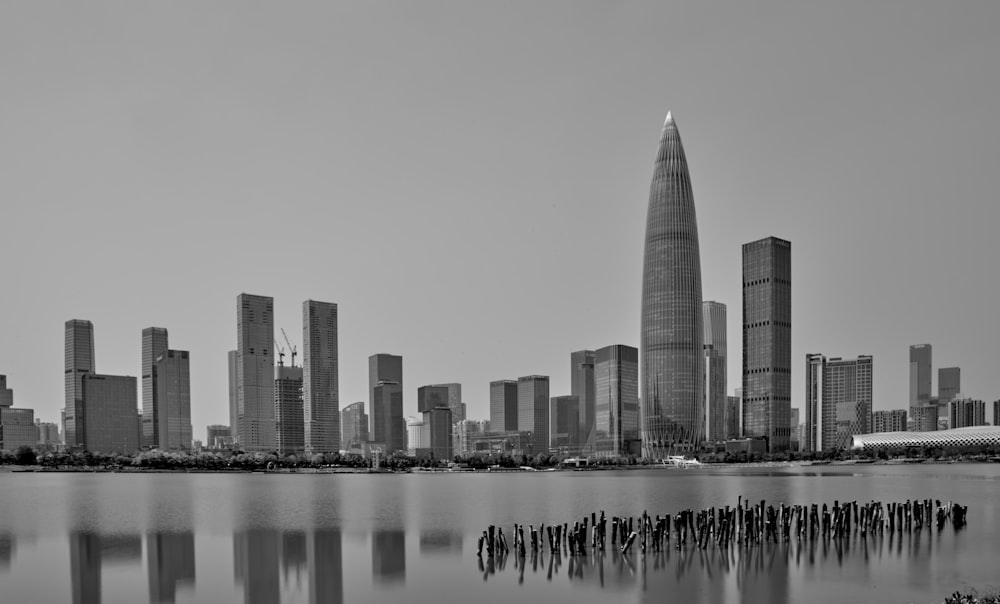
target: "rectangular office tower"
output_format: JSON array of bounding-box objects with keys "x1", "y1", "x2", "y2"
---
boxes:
[
  {"x1": 141, "y1": 327, "x2": 169, "y2": 448},
  {"x1": 227, "y1": 350, "x2": 238, "y2": 443},
  {"x1": 64, "y1": 319, "x2": 96, "y2": 449},
  {"x1": 909, "y1": 344, "x2": 936, "y2": 431},
  {"x1": 303, "y1": 300, "x2": 339, "y2": 454},
  {"x1": 549, "y1": 395, "x2": 580, "y2": 450},
  {"x1": 341, "y1": 402, "x2": 368, "y2": 450},
  {"x1": 236, "y1": 294, "x2": 275, "y2": 451},
  {"x1": 489, "y1": 380, "x2": 518, "y2": 432},
  {"x1": 804, "y1": 354, "x2": 825, "y2": 452},
  {"x1": 275, "y1": 364, "x2": 304, "y2": 455},
  {"x1": 81, "y1": 374, "x2": 139, "y2": 454},
  {"x1": 431, "y1": 383, "x2": 464, "y2": 423},
  {"x1": 702, "y1": 302, "x2": 728, "y2": 443},
  {"x1": 873, "y1": 409, "x2": 908, "y2": 433},
  {"x1": 823, "y1": 356, "x2": 873, "y2": 450},
  {"x1": 417, "y1": 385, "x2": 449, "y2": 413},
  {"x1": 570, "y1": 351, "x2": 596, "y2": 449},
  {"x1": 517, "y1": 375, "x2": 549, "y2": 456},
  {"x1": 425, "y1": 407, "x2": 453, "y2": 462},
  {"x1": 593, "y1": 345, "x2": 639, "y2": 457},
  {"x1": 153, "y1": 350, "x2": 192, "y2": 451},
  {"x1": 742, "y1": 237, "x2": 792, "y2": 452},
  {"x1": 372, "y1": 381, "x2": 404, "y2": 454}
]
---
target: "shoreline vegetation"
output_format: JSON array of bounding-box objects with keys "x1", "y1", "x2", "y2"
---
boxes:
[{"x1": 1, "y1": 444, "x2": 999, "y2": 473}]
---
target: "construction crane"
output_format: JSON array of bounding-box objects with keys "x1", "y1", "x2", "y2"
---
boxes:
[
  {"x1": 281, "y1": 328, "x2": 297, "y2": 367},
  {"x1": 274, "y1": 339, "x2": 286, "y2": 367}
]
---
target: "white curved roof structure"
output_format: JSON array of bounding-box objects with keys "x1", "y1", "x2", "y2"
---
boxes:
[{"x1": 852, "y1": 426, "x2": 1000, "y2": 450}]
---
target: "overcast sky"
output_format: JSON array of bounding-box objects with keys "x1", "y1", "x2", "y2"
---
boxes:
[{"x1": 3, "y1": 1, "x2": 999, "y2": 437}]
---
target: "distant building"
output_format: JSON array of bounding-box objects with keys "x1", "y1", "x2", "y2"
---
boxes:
[
  {"x1": 141, "y1": 327, "x2": 169, "y2": 449},
  {"x1": 0, "y1": 375, "x2": 13, "y2": 407},
  {"x1": 570, "y1": 351, "x2": 596, "y2": 448},
  {"x1": 372, "y1": 381, "x2": 404, "y2": 454},
  {"x1": 369, "y1": 354, "x2": 402, "y2": 413},
  {"x1": 726, "y1": 395, "x2": 740, "y2": 440},
  {"x1": 454, "y1": 419, "x2": 489, "y2": 456},
  {"x1": 303, "y1": 300, "x2": 340, "y2": 455},
  {"x1": 489, "y1": 380, "x2": 518, "y2": 433},
  {"x1": 995, "y1": 400, "x2": 1000, "y2": 427},
  {"x1": 153, "y1": 349, "x2": 192, "y2": 451},
  {"x1": 425, "y1": 407, "x2": 453, "y2": 462},
  {"x1": 275, "y1": 365, "x2": 304, "y2": 456},
  {"x1": 593, "y1": 344, "x2": 639, "y2": 457},
  {"x1": 853, "y1": 426, "x2": 1000, "y2": 451},
  {"x1": 873, "y1": 410, "x2": 907, "y2": 433},
  {"x1": 205, "y1": 425, "x2": 231, "y2": 449},
  {"x1": 341, "y1": 402, "x2": 368, "y2": 450},
  {"x1": 702, "y1": 302, "x2": 728, "y2": 443},
  {"x1": 431, "y1": 383, "x2": 464, "y2": 423},
  {"x1": 406, "y1": 416, "x2": 424, "y2": 456},
  {"x1": 742, "y1": 237, "x2": 792, "y2": 453},
  {"x1": 36, "y1": 420, "x2": 62, "y2": 448},
  {"x1": 417, "y1": 385, "x2": 449, "y2": 414},
  {"x1": 804, "y1": 354, "x2": 825, "y2": 452},
  {"x1": 824, "y1": 356, "x2": 873, "y2": 450},
  {"x1": 790, "y1": 408, "x2": 800, "y2": 451},
  {"x1": 236, "y1": 294, "x2": 275, "y2": 451},
  {"x1": 909, "y1": 344, "x2": 936, "y2": 431},
  {"x1": 227, "y1": 350, "x2": 238, "y2": 444},
  {"x1": 949, "y1": 398, "x2": 986, "y2": 429},
  {"x1": 64, "y1": 319, "x2": 96, "y2": 450},
  {"x1": 1, "y1": 407, "x2": 35, "y2": 451},
  {"x1": 81, "y1": 374, "x2": 139, "y2": 455},
  {"x1": 937, "y1": 367, "x2": 961, "y2": 428},
  {"x1": 549, "y1": 395, "x2": 579, "y2": 451},
  {"x1": 517, "y1": 375, "x2": 549, "y2": 456}
]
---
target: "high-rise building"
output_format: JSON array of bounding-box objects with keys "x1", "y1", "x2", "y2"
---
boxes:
[
  {"x1": 804, "y1": 354, "x2": 825, "y2": 452},
  {"x1": 236, "y1": 294, "x2": 275, "y2": 451},
  {"x1": 454, "y1": 419, "x2": 490, "y2": 456},
  {"x1": 995, "y1": 400, "x2": 1000, "y2": 427},
  {"x1": 0, "y1": 406, "x2": 35, "y2": 451},
  {"x1": 64, "y1": 319, "x2": 96, "y2": 449},
  {"x1": 425, "y1": 407, "x2": 453, "y2": 462},
  {"x1": 369, "y1": 354, "x2": 402, "y2": 410},
  {"x1": 405, "y1": 415, "x2": 424, "y2": 456},
  {"x1": 227, "y1": 350, "x2": 238, "y2": 444},
  {"x1": 141, "y1": 327, "x2": 169, "y2": 449},
  {"x1": 909, "y1": 344, "x2": 935, "y2": 431},
  {"x1": 341, "y1": 402, "x2": 368, "y2": 450},
  {"x1": 417, "y1": 385, "x2": 449, "y2": 414},
  {"x1": 205, "y1": 425, "x2": 231, "y2": 449},
  {"x1": 431, "y1": 383, "x2": 464, "y2": 423},
  {"x1": 37, "y1": 420, "x2": 62, "y2": 447},
  {"x1": 549, "y1": 395, "x2": 579, "y2": 451},
  {"x1": 153, "y1": 349, "x2": 192, "y2": 451},
  {"x1": 303, "y1": 300, "x2": 339, "y2": 455},
  {"x1": 640, "y1": 112, "x2": 704, "y2": 457},
  {"x1": 0, "y1": 375, "x2": 12, "y2": 407},
  {"x1": 275, "y1": 365, "x2": 304, "y2": 456},
  {"x1": 81, "y1": 374, "x2": 139, "y2": 454},
  {"x1": 726, "y1": 395, "x2": 741, "y2": 439},
  {"x1": 742, "y1": 237, "x2": 792, "y2": 453},
  {"x1": 939, "y1": 367, "x2": 961, "y2": 402},
  {"x1": 873, "y1": 409, "x2": 908, "y2": 433},
  {"x1": 594, "y1": 344, "x2": 639, "y2": 457},
  {"x1": 489, "y1": 380, "x2": 518, "y2": 432},
  {"x1": 517, "y1": 375, "x2": 549, "y2": 456},
  {"x1": 570, "y1": 351, "x2": 596, "y2": 447},
  {"x1": 702, "y1": 302, "x2": 727, "y2": 443},
  {"x1": 790, "y1": 408, "x2": 801, "y2": 451},
  {"x1": 372, "y1": 381, "x2": 404, "y2": 454},
  {"x1": 821, "y1": 356, "x2": 873, "y2": 450},
  {"x1": 950, "y1": 398, "x2": 986, "y2": 429}
]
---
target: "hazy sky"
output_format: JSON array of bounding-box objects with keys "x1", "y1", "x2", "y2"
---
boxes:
[{"x1": 3, "y1": 1, "x2": 999, "y2": 437}]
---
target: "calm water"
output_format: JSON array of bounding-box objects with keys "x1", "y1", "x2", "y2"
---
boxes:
[{"x1": 0, "y1": 464, "x2": 998, "y2": 604}]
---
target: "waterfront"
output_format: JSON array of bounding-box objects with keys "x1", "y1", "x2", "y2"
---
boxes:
[{"x1": 0, "y1": 465, "x2": 998, "y2": 604}]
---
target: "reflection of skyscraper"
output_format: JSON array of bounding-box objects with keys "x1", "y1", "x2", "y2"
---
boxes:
[
  {"x1": 309, "y1": 529, "x2": 343, "y2": 604},
  {"x1": 418, "y1": 530, "x2": 462, "y2": 557},
  {"x1": 281, "y1": 531, "x2": 306, "y2": 590},
  {"x1": 233, "y1": 529, "x2": 280, "y2": 604},
  {"x1": 640, "y1": 112, "x2": 705, "y2": 457},
  {"x1": 0, "y1": 533, "x2": 14, "y2": 573},
  {"x1": 147, "y1": 532, "x2": 195, "y2": 604},
  {"x1": 69, "y1": 532, "x2": 101, "y2": 604},
  {"x1": 371, "y1": 530, "x2": 405, "y2": 586}
]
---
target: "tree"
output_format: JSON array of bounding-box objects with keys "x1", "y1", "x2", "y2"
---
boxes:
[{"x1": 13, "y1": 446, "x2": 36, "y2": 465}]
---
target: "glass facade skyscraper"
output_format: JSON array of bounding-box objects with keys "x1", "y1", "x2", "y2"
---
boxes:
[
  {"x1": 517, "y1": 375, "x2": 549, "y2": 456},
  {"x1": 64, "y1": 319, "x2": 95, "y2": 450},
  {"x1": 594, "y1": 344, "x2": 639, "y2": 457},
  {"x1": 702, "y1": 302, "x2": 727, "y2": 443},
  {"x1": 141, "y1": 327, "x2": 169, "y2": 449},
  {"x1": 303, "y1": 300, "x2": 339, "y2": 454},
  {"x1": 236, "y1": 293, "x2": 275, "y2": 451},
  {"x1": 640, "y1": 112, "x2": 704, "y2": 457},
  {"x1": 909, "y1": 344, "x2": 936, "y2": 431}
]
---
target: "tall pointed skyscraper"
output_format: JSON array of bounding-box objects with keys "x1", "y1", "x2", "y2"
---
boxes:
[{"x1": 640, "y1": 111, "x2": 704, "y2": 457}]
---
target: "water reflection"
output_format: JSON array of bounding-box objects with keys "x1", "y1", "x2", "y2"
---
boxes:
[
  {"x1": 69, "y1": 532, "x2": 142, "y2": 604},
  {"x1": 419, "y1": 529, "x2": 463, "y2": 557},
  {"x1": 0, "y1": 532, "x2": 14, "y2": 572},
  {"x1": 372, "y1": 530, "x2": 406, "y2": 586},
  {"x1": 233, "y1": 529, "x2": 281, "y2": 604},
  {"x1": 147, "y1": 532, "x2": 195, "y2": 604}
]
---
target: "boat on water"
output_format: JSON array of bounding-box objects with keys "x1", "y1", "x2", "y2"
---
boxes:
[{"x1": 658, "y1": 455, "x2": 703, "y2": 468}]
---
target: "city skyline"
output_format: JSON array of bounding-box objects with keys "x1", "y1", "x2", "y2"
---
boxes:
[{"x1": 3, "y1": 3, "x2": 1000, "y2": 438}]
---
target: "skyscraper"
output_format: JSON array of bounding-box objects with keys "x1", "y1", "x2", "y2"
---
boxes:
[
  {"x1": 431, "y1": 383, "x2": 464, "y2": 423},
  {"x1": 303, "y1": 300, "x2": 340, "y2": 454},
  {"x1": 640, "y1": 112, "x2": 704, "y2": 457},
  {"x1": 368, "y1": 354, "x2": 402, "y2": 413},
  {"x1": 873, "y1": 409, "x2": 907, "y2": 433},
  {"x1": 64, "y1": 319, "x2": 96, "y2": 449},
  {"x1": 742, "y1": 236, "x2": 792, "y2": 452},
  {"x1": 703, "y1": 301, "x2": 727, "y2": 443},
  {"x1": 804, "y1": 353, "x2": 825, "y2": 452},
  {"x1": 417, "y1": 385, "x2": 449, "y2": 413},
  {"x1": 949, "y1": 398, "x2": 986, "y2": 429},
  {"x1": 594, "y1": 344, "x2": 639, "y2": 457},
  {"x1": 81, "y1": 374, "x2": 139, "y2": 454},
  {"x1": 274, "y1": 364, "x2": 304, "y2": 456},
  {"x1": 909, "y1": 344, "x2": 935, "y2": 431},
  {"x1": 517, "y1": 375, "x2": 549, "y2": 455},
  {"x1": 227, "y1": 350, "x2": 238, "y2": 444},
  {"x1": 141, "y1": 327, "x2": 169, "y2": 449},
  {"x1": 425, "y1": 407, "x2": 453, "y2": 462},
  {"x1": 549, "y1": 395, "x2": 579, "y2": 450},
  {"x1": 939, "y1": 367, "x2": 961, "y2": 402},
  {"x1": 372, "y1": 381, "x2": 404, "y2": 454},
  {"x1": 570, "y1": 350, "x2": 596, "y2": 447},
  {"x1": 822, "y1": 356, "x2": 872, "y2": 450},
  {"x1": 489, "y1": 379, "x2": 518, "y2": 432},
  {"x1": 341, "y1": 401, "x2": 368, "y2": 450},
  {"x1": 236, "y1": 294, "x2": 275, "y2": 451},
  {"x1": 153, "y1": 349, "x2": 192, "y2": 451},
  {"x1": 0, "y1": 375, "x2": 12, "y2": 408}
]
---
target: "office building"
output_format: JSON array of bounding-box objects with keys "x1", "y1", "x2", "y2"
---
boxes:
[
  {"x1": 594, "y1": 344, "x2": 639, "y2": 457},
  {"x1": 570, "y1": 350, "x2": 596, "y2": 448},
  {"x1": 146, "y1": 531, "x2": 195, "y2": 604},
  {"x1": 303, "y1": 300, "x2": 339, "y2": 455},
  {"x1": 640, "y1": 112, "x2": 704, "y2": 456},
  {"x1": 341, "y1": 402, "x2": 368, "y2": 450},
  {"x1": 950, "y1": 398, "x2": 986, "y2": 429},
  {"x1": 236, "y1": 294, "x2": 275, "y2": 451},
  {"x1": 425, "y1": 407, "x2": 453, "y2": 462},
  {"x1": 939, "y1": 367, "x2": 961, "y2": 402},
  {"x1": 417, "y1": 385, "x2": 449, "y2": 414},
  {"x1": 995, "y1": 400, "x2": 1000, "y2": 427},
  {"x1": 227, "y1": 350, "x2": 238, "y2": 444},
  {"x1": 873, "y1": 409, "x2": 908, "y2": 433},
  {"x1": 141, "y1": 327, "x2": 169, "y2": 449},
  {"x1": 0, "y1": 406, "x2": 35, "y2": 451},
  {"x1": 37, "y1": 420, "x2": 62, "y2": 447},
  {"x1": 205, "y1": 425, "x2": 231, "y2": 449},
  {"x1": 369, "y1": 354, "x2": 402, "y2": 412},
  {"x1": 822, "y1": 356, "x2": 873, "y2": 450},
  {"x1": 153, "y1": 349, "x2": 192, "y2": 451},
  {"x1": 517, "y1": 375, "x2": 549, "y2": 455},
  {"x1": 0, "y1": 375, "x2": 13, "y2": 407},
  {"x1": 406, "y1": 416, "x2": 424, "y2": 456},
  {"x1": 64, "y1": 319, "x2": 96, "y2": 449},
  {"x1": 909, "y1": 344, "x2": 936, "y2": 431},
  {"x1": 726, "y1": 395, "x2": 740, "y2": 440},
  {"x1": 549, "y1": 395, "x2": 579, "y2": 450},
  {"x1": 455, "y1": 419, "x2": 489, "y2": 456},
  {"x1": 742, "y1": 237, "x2": 792, "y2": 452},
  {"x1": 275, "y1": 365, "x2": 304, "y2": 456},
  {"x1": 81, "y1": 374, "x2": 139, "y2": 454},
  {"x1": 431, "y1": 383, "x2": 464, "y2": 423},
  {"x1": 372, "y1": 381, "x2": 404, "y2": 454},
  {"x1": 703, "y1": 301, "x2": 727, "y2": 442},
  {"x1": 804, "y1": 354, "x2": 825, "y2": 452},
  {"x1": 489, "y1": 379, "x2": 518, "y2": 432},
  {"x1": 790, "y1": 408, "x2": 800, "y2": 451}
]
